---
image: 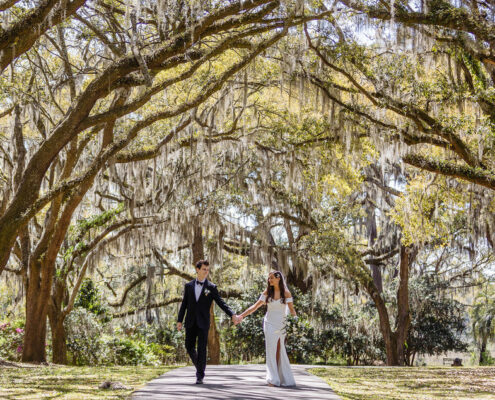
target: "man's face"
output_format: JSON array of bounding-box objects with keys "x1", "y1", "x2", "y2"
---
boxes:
[{"x1": 197, "y1": 264, "x2": 209, "y2": 281}]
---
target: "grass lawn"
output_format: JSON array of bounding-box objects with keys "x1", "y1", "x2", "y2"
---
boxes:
[
  {"x1": 309, "y1": 366, "x2": 495, "y2": 400},
  {"x1": 0, "y1": 363, "x2": 178, "y2": 399}
]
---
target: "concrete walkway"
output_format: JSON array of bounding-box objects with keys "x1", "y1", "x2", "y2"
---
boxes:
[{"x1": 132, "y1": 364, "x2": 341, "y2": 399}]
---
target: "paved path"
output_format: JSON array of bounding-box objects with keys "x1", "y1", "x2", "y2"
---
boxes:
[{"x1": 132, "y1": 364, "x2": 341, "y2": 399}]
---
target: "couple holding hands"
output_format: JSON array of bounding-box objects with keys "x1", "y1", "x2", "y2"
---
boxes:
[{"x1": 177, "y1": 259, "x2": 297, "y2": 387}]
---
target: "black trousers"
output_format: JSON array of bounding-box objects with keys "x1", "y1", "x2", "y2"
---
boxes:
[{"x1": 185, "y1": 323, "x2": 208, "y2": 379}]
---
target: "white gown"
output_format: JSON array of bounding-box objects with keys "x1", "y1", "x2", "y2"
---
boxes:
[{"x1": 259, "y1": 293, "x2": 296, "y2": 387}]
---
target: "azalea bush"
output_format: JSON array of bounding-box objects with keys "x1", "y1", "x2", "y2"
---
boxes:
[
  {"x1": 65, "y1": 308, "x2": 104, "y2": 365},
  {"x1": 0, "y1": 320, "x2": 24, "y2": 361}
]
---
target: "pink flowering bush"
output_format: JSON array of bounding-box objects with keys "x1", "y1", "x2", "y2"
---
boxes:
[{"x1": 0, "y1": 320, "x2": 25, "y2": 361}]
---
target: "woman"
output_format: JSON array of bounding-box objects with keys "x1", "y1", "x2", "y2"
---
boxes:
[{"x1": 239, "y1": 270, "x2": 297, "y2": 387}]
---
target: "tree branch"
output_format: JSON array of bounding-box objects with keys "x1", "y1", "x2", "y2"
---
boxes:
[{"x1": 403, "y1": 153, "x2": 495, "y2": 190}]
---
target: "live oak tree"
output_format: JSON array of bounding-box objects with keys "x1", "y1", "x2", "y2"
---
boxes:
[
  {"x1": 302, "y1": 0, "x2": 495, "y2": 240},
  {"x1": 1, "y1": 0, "x2": 494, "y2": 367},
  {"x1": 0, "y1": 0, "x2": 87, "y2": 71},
  {"x1": 0, "y1": 0, "x2": 336, "y2": 362}
]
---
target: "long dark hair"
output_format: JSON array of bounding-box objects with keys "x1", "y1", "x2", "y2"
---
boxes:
[{"x1": 266, "y1": 270, "x2": 287, "y2": 304}]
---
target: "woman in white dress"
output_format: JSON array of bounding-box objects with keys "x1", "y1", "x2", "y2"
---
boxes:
[{"x1": 239, "y1": 270, "x2": 297, "y2": 387}]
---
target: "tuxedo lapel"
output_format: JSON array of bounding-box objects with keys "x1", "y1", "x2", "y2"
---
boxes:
[{"x1": 188, "y1": 281, "x2": 196, "y2": 303}]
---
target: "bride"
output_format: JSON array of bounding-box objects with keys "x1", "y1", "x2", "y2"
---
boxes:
[{"x1": 239, "y1": 270, "x2": 297, "y2": 387}]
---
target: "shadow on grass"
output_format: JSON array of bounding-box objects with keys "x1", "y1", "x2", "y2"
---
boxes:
[
  {"x1": 309, "y1": 366, "x2": 495, "y2": 400},
  {"x1": 0, "y1": 364, "x2": 175, "y2": 400}
]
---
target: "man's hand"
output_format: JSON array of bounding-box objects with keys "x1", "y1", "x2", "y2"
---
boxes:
[
  {"x1": 232, "y1": 315, "x2": 239, "y2": 325},
  {"x1": 177, "y1": 322, "x2": 182, "y2": 331}
]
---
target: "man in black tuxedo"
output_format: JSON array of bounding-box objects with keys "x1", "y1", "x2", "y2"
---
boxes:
[{"x1": 177, "y1": 259, "x2": 240, "y2": 384}]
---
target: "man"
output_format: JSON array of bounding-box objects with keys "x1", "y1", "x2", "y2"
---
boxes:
[{"x1": 177, "y1": 259, "x2": 240, "y2": 384}]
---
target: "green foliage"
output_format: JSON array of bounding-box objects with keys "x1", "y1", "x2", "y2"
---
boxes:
[
  {"x1": 316, "y1": 300, "x2": 385, "y2": 366},
  {"x1": 478, "y1": 351, "x2": 495, "y2": 366},
  {"x1": 406, "y1": 275, "x2": 468, "y2": 364},
  {"x1": 284, "y1": 314, "x2": 318, "y2": 363},
  {"x1": 146, "y1": 342, "x2": 176, "y2": 364},
  {"x1": 65, "y1": 308, "x2": 104, "y2": 365},
  {"x1": 63, "y1": 203, "x2": 125, "y2": 261},
  {"x1": 223, "y1": 280, "x2": 383, "y2": 365},
  {"x1": 132, "y1": 323, "x2": 189, "y2": 364},
  {"x1": 0, "y1": 319, "x2": 24, "y2": 361},
  {"x1": 471, "y1": 285, "x2": 495, "y2": 365},
  {"x1": 223, "y1": 276, "x2": 266, "y2": 363},
  {"x1": 74, "y1": 203, "x2": 124, "y2": 236},
  {"x1": 104, "y1": 337, "x2": 160, "y2": 366},
  {"x1": 65, "y1": 308, "x2": 167, "y2": 366},
  {"x1": 74, "y1": 278, "x2": 109, "y2": 319}
]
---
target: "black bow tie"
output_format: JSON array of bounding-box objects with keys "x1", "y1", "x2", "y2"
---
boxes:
[{"x1": 196, "y1": 281, "x2": 204, "y2": 286}]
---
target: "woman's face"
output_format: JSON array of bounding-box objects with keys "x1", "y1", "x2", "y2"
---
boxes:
[{"x1": 268, "y1": 273, "x2": 280, "y2": 287}]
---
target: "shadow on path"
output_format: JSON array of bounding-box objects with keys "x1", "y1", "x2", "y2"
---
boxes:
[{"x1": 132, "y1": 364, "x2": 341, "y2": 399}]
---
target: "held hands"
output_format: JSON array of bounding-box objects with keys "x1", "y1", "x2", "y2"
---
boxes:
[{"x1": 178, "y1": 317, "x2": 243, "y2": 329}]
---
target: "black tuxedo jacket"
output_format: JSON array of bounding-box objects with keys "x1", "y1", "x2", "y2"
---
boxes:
[{"x1": 177, "y1": 279, "x2": 234, "y2": 330}]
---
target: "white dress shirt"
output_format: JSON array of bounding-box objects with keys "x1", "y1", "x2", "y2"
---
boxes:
[{"x1": 195, "y1": 279, "x2": 205, "y2": 301}]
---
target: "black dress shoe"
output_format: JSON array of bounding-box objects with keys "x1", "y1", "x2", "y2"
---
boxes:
[{"x1": 196, "y1": 378, "x2": 203, "y2": 384}]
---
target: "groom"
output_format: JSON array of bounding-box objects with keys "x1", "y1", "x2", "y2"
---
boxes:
[{"x1": 177, "y1": 259, "x2": 240, "y2": 384}]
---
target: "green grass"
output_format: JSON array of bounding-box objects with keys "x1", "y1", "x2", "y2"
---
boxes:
[
  {"x1": 0, "y1": 363, "x2": 178, "y2": 399},
  {"x1": 3, "y1": 363, "x2": 494, "y2": 399},
  {"x1": 309, "y1": 366, "x2": 495, "y2": 400}
]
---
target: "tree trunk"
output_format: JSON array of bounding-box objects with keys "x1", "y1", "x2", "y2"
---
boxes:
[
  {"x1": 207, "y1": 303, "x2": 221, "y2": 364},
  {"x1": 50, "y1": 317, "x2": 67, "y2": 365},
  {"x1": 480, "y1": 340, "x2": 487, "y2": 364},
  {"x1": 22, "y1": 308, "x2": 47, "y2": 362},
  {"x1": 192, "y1": 220, "x2": 221, "y2": 364},
  {"x1": 366, "y1": 208, "x2": 383, "y2": 293},
  {"x1": 23, "y1": 119, "x2": 120, "y2": 363},
  {"x1": 364, "y1": 244, "x2": 414, "y2": 366},
  {"x1": 395, "y1": 245, "x2": 412, "y2": 366},
  {"x1": 283, "y1": 218, "x2": 312, "y2": 292},
  {"x1": 192, "y1": 223, "x2": 204, "y2": 265},
  {"x1": 373, "y1": 294, "x2": 399, "y2": 365},
  {"x1": 48, "y1": 280, "x2": 68, "y2": 364},
  {"x1": 22, "y1": 259, "x2": 52, "y2": 362},
  {"x1": 286, "y1": 265, "x2": 312, "y2": 292}
]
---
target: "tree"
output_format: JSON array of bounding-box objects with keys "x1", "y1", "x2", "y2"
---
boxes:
[
  {"x1": 0, "y1": 0, "x2": 86, "y2": 71},
  {"x1": 0, "y1": 0, "x2": 321, "y2": 362},
  {"x1": 0, "y1": 0, "x2": 320, "y2": 277},
  {"x1": 405, "y1": 276, "x2": 468, "y2": 365},
  {"x1": 472, "y1": 285, "x2": 495, "y2": 364}
]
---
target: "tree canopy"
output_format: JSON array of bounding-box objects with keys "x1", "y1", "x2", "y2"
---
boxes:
[{"x1": 0, "y1": 0, "x2": 493, "y2": 367}]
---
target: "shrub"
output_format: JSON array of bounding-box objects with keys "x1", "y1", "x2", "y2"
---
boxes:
[
  {"x1": 104, "y1": 337, "x2": 159, "y2": 366},
  {"x1": 74, "y1": 278, "x2": 110, "y2": 320},
  {"x1": 0, "y1": 320, "x2": 24, "y2": 361},
  {"x1": 65, "y1": 308, "x2": 104, "y2": 365}
]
